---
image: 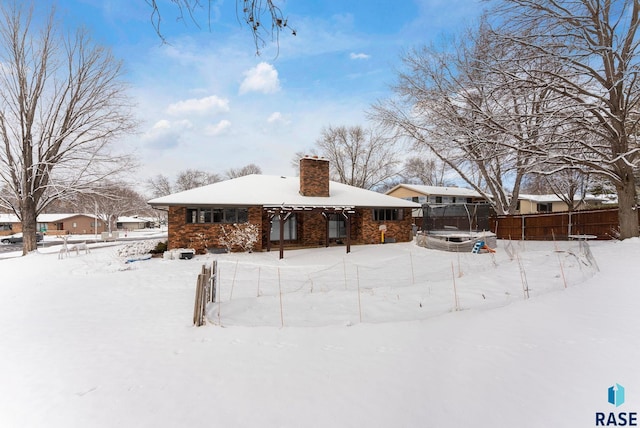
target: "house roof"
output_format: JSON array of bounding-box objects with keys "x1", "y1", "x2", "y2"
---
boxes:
[
  {"x1": 148, "y1": 174, "x2": 421, "y2": 209},
  {"x1": 386, "y1": 184, "x2": 483, "y2": 198},
  {"x1": 0, "y1": 213, "x2": 100, "y2": 224},
  {"x1": 117, "y1": 216, "x2": 153, "y2": 223},
  {"x1": 518, "y1": 194, "x2": 607, "y2": 203}
]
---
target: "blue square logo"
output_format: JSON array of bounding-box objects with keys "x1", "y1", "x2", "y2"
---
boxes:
[{"x1": 608, "y1": 384, "x2": 625, "y2": 407}]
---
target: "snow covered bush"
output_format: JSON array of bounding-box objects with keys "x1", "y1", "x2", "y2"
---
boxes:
[
  {"x1": 115, "y1": 240, "x2": 164, "y2": 257},
  {"x1": 219, "y1": 223, "x2": 259, "y2": 253}
]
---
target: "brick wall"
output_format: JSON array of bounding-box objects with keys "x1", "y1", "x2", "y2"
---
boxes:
[
  {"x1": 168, "y1": 205, "x2": 413, "y2": 253},
  {"x1": 299, "y1": 156, "x2": 330, "y2": 197},
  {"x1": 300, "y1": 212, "x2": 327, "y2": 246},
  {"x1": 359, "y1": 208, "x2": 413, "y2": 244},
  {"x1": 168, "y1": 206, "x2": 263, "y2": 253}
]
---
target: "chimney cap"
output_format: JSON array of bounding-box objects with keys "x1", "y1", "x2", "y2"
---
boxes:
[{"x1": 301, "y1": 155, "x2": 329, "y2": 161}]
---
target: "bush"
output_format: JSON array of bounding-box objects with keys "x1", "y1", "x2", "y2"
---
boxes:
[
  {"x1": 219, "y1": 224, "x2": 259, "y2": 253},
  {"x1": 150, "y1": 240, "x2": 168, "y2": 254}
]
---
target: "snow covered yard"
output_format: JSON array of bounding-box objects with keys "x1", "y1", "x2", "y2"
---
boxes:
[{"x1": 0, "y1": 238, "x2": 639, "y2": 427}]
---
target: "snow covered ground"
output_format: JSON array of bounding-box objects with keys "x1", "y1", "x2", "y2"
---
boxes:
[{"x1": 0, "y1": 237, "x2": 638, "y2": 427}]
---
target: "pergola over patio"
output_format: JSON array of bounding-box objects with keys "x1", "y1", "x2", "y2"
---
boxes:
[{"x1": 264, "y1": 205, "x2": 356, "y2": 259}]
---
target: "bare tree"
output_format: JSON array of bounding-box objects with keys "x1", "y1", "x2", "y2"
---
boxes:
[
  {"x1": 73, "y1": 183, "x2": 152, "y2": 233},
  {"x1": 523, "y1": 169, "x2": 593, "y2": 212},
  {"x1": 146, "y1": 168, "x2": 220, "y2": 197},
  {"x1": 0, "y1": 3, "x2": 136, "y2": 254},
  {"x1": 493, "y1": 0, "x2": 640, "y2": 238},
  {"x1": 374, "y1": 21, "x2": 562, "y2": 215},
  {"x1": 401, "y1": 156, "x2": 453, "y2": 186},
  {"x1": 175, "y1": 169, "x2": 220, "y2": 191},
  {"x1": 146, "y1": 0, "x2": 296, "y2": 54},
  {"x1": 308, "y1": 125, "x2": 402, "y2": 190},
  {"x1": 225, "y1": 163, "x2": 262, "y2": 179},
  {"x1": 146, "y1": 174, "x2": 173, "y2": 198}
]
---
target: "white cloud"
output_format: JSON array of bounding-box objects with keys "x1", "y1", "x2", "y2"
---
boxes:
[
  {"x1": 267, "y1": 112, "x2": 291, "y2": 125},
  {"x1": 166, "y1": 95, "x2": 230, "y2": 115},
  {"x1": 142, "y1": 119, "x2": 193, "y2": 149},
  {"x1": 204, "y1": 120, "x2": 232, "y2": 136},
  {"x1": 350, "y1": 52, "x2": 371, "y2": 60},
  {"x1": 239, "y1": 62, "x2": 281, "y2": 95}
]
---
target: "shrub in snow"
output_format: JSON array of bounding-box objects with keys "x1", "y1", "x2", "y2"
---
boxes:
[
  {"x1": 219, "y1": 223, "x2": 259, "y2": 253},
  {"x1": 150, "y1": 241, "x2": 168, "y2": 254},
  {"x1": 115, "y1": 240, "x2": 164, "y2": 257}
]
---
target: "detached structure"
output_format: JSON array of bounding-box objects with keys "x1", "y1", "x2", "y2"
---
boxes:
[
  {"x1": 515, "y1": 194, "x2": 609, "y2": 214},
  {"x1": 385, "y1": 184, "x2": 487, "y2": 225},
  {"x1": 0, "y1": 213, "x2": 105, "y2": 236},
  {"x1": 148, "y1": 157, "x2": 420, "y2": 257}
]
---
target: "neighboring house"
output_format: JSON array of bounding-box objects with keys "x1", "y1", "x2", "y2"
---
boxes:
[
  {"x1": 516, "y1": 194, "x2": 608, "y2": 214},
  {"x1": 0, "y1": 213, "x2": 105, "y2": 235},
  {"x1": 0, "y1": 214, "x2": 15, "y2": 235},
  {"x1": 116, "y1": 216, "x2": 154, "y2": 230},
  {"x1": 148, "y1": 157, "x2": 421, "y2": 256},
  {"x1": 386, "y1": 184, "x2": 486, "y2": 205},
  {"x1": 386, "y1": 184, "x2": 488, "y2": 224}
]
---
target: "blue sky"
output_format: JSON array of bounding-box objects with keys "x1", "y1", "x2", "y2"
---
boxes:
[{"x1": 52, "y1": 0, "x2": 484, "y2": 184}]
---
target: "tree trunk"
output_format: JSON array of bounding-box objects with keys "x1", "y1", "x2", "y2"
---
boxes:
[
  {"x1": 21, "y1": 198, "x2": 38, "y2": 255},
  {"x1": 616, "y1": 169, "x2": 639, "y2": 240}
]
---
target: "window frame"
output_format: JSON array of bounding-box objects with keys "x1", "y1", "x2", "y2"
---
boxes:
[
  {"x1": 186, "y1": 207, "x2": 250, "y2": 224},
  {"x1": 327, "y1": 213, "x2": 347, "y2": 238},
  {"x1": 270, "y1": 214, "x2": 297, "y2": 241},
  {"x1": 373, "y1": 208, "x2": 404, "y2": 222}
]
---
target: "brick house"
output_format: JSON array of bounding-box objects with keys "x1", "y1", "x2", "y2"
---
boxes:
[
  {"x1": 148, "y1": 157, "x2": 421, "y2": 257},
  {"x1": 0, "y1": 213, "x2": 105, "y2": 236}
]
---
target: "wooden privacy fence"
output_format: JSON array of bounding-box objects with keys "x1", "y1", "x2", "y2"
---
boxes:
[
  {"x1": 491, "y1": 208, "x2": 639, "y2": 240},
  {"x1": 193, "y1": 260, "x2": 217, "y2": 326}
]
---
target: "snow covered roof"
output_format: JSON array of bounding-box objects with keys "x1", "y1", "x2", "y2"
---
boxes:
[
  {"x1": 386, "y1": 184, "x2": 483, "y2": 198},
  {"x1": 39, "y1": 213, "x2": 99, "y2": 222},
  {"x1": 117, "y1": 216, "x2": 153, "y2": 223},
  {"x1": 0, "y1": 213, "x2": 98, "y2": 223},
  {"x1": 518, "y1": 194, "x2": 607, "y2": 203},
  {"x1": 148, "y1": 174, "x2": 421, "y2": 209}
]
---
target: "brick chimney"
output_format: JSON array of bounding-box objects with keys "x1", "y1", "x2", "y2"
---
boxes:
[{"x1": 299, "y1": 156, "x2": 330, "y2": 197}]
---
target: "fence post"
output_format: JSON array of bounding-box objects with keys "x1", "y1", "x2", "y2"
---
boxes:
[
  {"x1": 210, "y1": 260, "x2": 217, "y2": 303},
  {"x1": 193, "y1": 262, "x2": 215, "y2": 326},
  {"x1": 193, "y1": 273, "x2": 205, "y2": 326}
]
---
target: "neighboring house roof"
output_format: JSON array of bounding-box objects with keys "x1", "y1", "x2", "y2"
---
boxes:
[
  {"x1": 0, "y1": 213, "x2": 99, "y2": 223},
  {"x1": 386, "y1": 184, "x2": 483, "y2": 198},
  {"x1": 38, "y1": 213, "x2": 99, "y2": 222},
  {"x1": 148, "y1": 174, "x2": 421, "y2": 209},
  {"x1": 0, "y1": 213, "x2": 17, "y2": 223},
  {"x1": 117, "y1": 216, "x2": 152, "y2": 223},
  {"x1": 517, "y1": 194, "x2": 607, "y2": 203}
]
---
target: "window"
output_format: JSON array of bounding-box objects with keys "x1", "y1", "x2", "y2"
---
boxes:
[
  {"x1": 327, "y1": 214, "x2": 347, "y2": 238},
  {"x1": 537, "y1": 203, "x2": 552, "y2": 213},
  {"x1": 186, "y1": 207, "x2": 249, "y2": 224},
  {"x1": 270, "y1": 215, "x2": 297, "y2": 241},
  {"x1": 435, "y1": 196, "x2": 443, "y2": 204},
  {"x1": 373, "y1": 209, "x2": 403, "y2": 221}
]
